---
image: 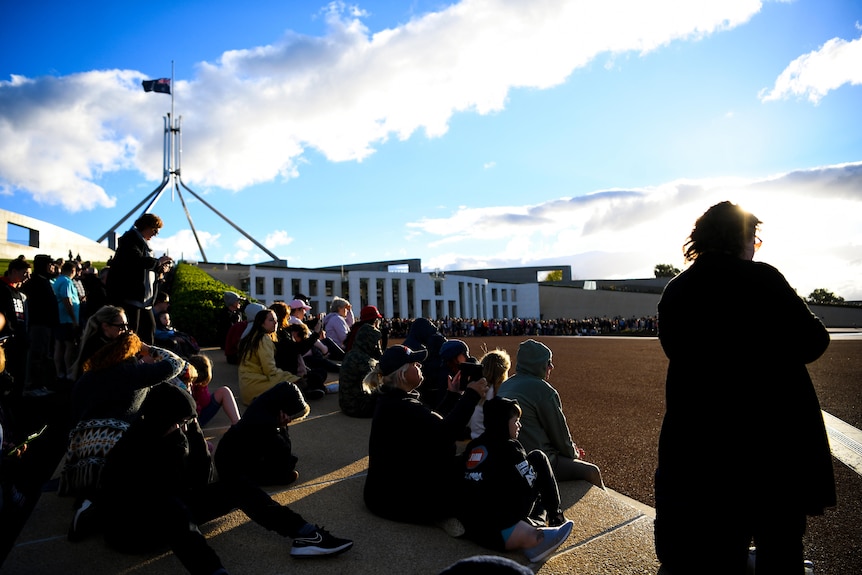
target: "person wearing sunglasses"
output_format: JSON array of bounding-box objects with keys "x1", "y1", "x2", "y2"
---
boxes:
[
  {"x1": 655, "y1": 201, "x2": 832, "y2": 574},
  {"x1": 70, "y1": 305, "x2": 130, "y2": 382},
  {"x1": 62, "y1": 331, "x2": 187, "y2": 542}
]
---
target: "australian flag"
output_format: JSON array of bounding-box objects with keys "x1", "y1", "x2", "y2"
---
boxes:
[{"x1": 142, "y1": 78, "x2": 171, "y2": 95}]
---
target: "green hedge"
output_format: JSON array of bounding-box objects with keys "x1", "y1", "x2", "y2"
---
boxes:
[{"x1": 169, "y1": 263, "x2": 250, "y2": 347}]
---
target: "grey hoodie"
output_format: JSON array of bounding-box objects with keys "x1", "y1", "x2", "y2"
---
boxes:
[{"x1": 497, "y1": 339, "x2": 576, "y2": 462}]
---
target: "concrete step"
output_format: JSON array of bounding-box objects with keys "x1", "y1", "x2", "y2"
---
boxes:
[{"x1": 5, "y1": 391, "x2": 659, "y2": 574}]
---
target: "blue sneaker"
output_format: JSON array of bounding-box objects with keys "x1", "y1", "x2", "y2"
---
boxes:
[{"x1": 524, "y1": 519, "x2": 573, "y2": 563}]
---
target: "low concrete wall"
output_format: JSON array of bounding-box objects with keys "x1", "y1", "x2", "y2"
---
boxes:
[
  {"x1": 810, "y1": 304, "x2": 862, "y2": 328},
  {"x1": 540, "y1": 285, "x2": 660, "y2": 320},
  {"x1": 540, "y1": 285, "x2": 862, "y2": 328}
]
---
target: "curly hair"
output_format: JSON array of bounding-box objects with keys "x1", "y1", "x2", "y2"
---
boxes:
[
  {"x1": 683, "y1": 201, "x2": 761, "y2": 262},
  {"x1": 83, "y1": 331, "x2": 142, "y2": 373},
  {"x1": 133, "y1": 213, "x2": 163, "y2": 232}
]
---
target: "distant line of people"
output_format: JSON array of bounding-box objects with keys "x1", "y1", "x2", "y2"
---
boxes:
[{"x1": 383, "y1": 315, "x2": 658, "y2": 339}]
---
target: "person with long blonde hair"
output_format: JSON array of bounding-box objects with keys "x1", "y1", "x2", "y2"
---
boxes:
[
  {"x1": 71, "y1": 305, "x2": 128, "y2": 381},
  {"x1": 467, "y1": 348, "x2": 512, "y2": 439}
]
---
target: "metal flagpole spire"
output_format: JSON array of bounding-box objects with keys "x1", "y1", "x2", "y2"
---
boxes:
[{"x1": 98, "y1": 63, "x2": 285, "y2": 265}]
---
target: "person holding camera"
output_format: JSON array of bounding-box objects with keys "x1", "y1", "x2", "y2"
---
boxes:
[
  {"x1": 362, "y1": 345, "x2": 488, "y2": 527},
  {"x1": 422, "y1": 338, "x2": 471, "y2": 412},
  {"x1": 106, "y1": 213, "x2": 173, "y2": 345}
]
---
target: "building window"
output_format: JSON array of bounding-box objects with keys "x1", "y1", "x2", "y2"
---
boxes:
[
  {"x1": 325, "y1": 280, "x2": 334, "y2": 297},
  {"x1": 434, "y1": 279, "x2": 443, "y2": 296},
  {"x1": 341, "y1": 279, "x2": 350, "y2": 302},
  {"x1": 273, "y1": 277, "x2": 283, "y2": 296},
  {"x1": 376, "y1": 278, "x2": 385, "y2": 316},
  {"x1": 391, "y1": 278, "x2": 401, "y2": 318},
  {"x1": 359, "y1": 278, "x2": 369, "y2": 307},
  {"x1": 255, "y1": 276, "x2": 265, "y2": 296},
  {"x1": 6, "y1": 222, "x2": 38, "y2": 247},
  {"x1": 492, "y1": 288, "x2": 498, "y2": 301},
  {"x1": 309, "y1": 279, "x2": 318, "y2": 297},
  {"x1": 291, "y1": 279, "x2": 301, "y2": 298},
  {"x1": 512, "y1": 289, "x2": 517, "y2": 302},
  {"x1": 502, "y1": 289, "x2": 507, "y2": 302},
  {"x1": 407, "y1": 279, "x2": 415, "y2": 318}
]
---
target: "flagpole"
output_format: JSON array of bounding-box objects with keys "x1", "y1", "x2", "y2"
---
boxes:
[{"x1": 171, "y1": 60, "x2": 175, "y2": 133}]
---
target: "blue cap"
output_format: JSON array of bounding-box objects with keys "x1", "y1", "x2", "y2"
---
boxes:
[
  {"x1": 440, "y1": 339, "x2": 469, "y2": 361},
  {"x1": 379, "y1": 345, "x2": 428, "y2": 376}
]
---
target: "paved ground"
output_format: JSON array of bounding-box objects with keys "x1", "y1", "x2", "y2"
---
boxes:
[
  {"x1": 3, "y1": 333, "x2": 860, "y2": 574},
  {"x1": 496, "y1": 333, "x2": 862, "y2": 575}
]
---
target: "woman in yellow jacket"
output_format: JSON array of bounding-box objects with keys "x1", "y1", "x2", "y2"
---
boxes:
[{"x1": 237, "y1": 307, "x2": 300, "y2": 405}]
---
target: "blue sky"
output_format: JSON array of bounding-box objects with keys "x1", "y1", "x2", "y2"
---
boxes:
[{"x1": 2, "y1": 0, "x2": 861, "y2": 300}]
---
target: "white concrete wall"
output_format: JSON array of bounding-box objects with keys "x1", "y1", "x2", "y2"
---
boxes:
[{"x1": 1, "y1": 209, "x2": 114, "y2": 263}]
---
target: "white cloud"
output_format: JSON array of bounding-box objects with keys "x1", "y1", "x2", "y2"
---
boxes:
[
  {"x1": 0, "y1": 0, "x2": 762, "y2": 208},
  {"x1": 149, "y1": 228, "x2": 220, "y2": 261},
  {"x1": 411, "y1": 162, "x2": 862, "y2": 300},
  {"x1": 265, "y1": 230, "x2": 294, "y2": 247},
  {"x1": 760, "y1": 31, "x2": 862, "y2": 103}
]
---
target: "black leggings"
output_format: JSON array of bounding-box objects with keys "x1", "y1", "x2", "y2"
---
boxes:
[{"x1": 104, "y1": 478, "x2": 308, "y2": 575}]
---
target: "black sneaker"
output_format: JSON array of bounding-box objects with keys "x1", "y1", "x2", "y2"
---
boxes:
[
  {"x1": 290, "y1": 526, "x2": 353, "y2": 557},
  {"x1": 302, "y1": 389, "x2": 326, "y2": 401}
]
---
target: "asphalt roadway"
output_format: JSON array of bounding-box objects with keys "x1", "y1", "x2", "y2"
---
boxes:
[{"x1": 3, "y1": 333, "x2": 860, "y2": 574}]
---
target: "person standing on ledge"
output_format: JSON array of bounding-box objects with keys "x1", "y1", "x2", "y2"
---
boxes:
[
  {"x1": 654, "y1": 201, "x2": 834, "y2": 575},
  {"x1": 106, "y1": 213, "x2": 173, "y2": 345}
]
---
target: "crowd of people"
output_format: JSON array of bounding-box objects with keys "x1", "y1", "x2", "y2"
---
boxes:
[
  {"x1": 382, "y1": 314, "x2": 658, "y2": 339},
  {"x1": 0, "y1": 214, "x2": 354, "y2": 574},
  {"x1": 0, "y1": 200, "x2": 836, "y2": 574}
]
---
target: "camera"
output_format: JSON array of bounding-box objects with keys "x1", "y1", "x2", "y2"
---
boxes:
[{"x1": 458, "y1": 360, "x2": 484, "y2": 391}]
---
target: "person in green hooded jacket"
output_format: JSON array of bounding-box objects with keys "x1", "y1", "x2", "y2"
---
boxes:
[
  {"x1": 497, "y1": 339, "x2": 603, "y2": 488},
  {"x1": 338, "y1": 323, "x2": 382, "y2": 418}
]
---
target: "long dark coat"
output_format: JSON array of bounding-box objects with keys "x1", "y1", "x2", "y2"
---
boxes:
[{"x1": 656, "y1": 252, "x2": 835, "y2": 518}]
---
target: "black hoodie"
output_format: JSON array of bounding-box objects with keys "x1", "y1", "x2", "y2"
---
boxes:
[
  {"x1": 457, "y1": 397, "x2": 537, "y2": 541},
  {"x1": 214, "y1": 381, "x2": 308, "y2": 485}
]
